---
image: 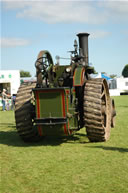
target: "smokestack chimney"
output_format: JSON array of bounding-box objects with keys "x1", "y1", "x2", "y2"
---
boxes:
[{"x1": 77, "y1": 33, "x2": 90, "y2": 66}]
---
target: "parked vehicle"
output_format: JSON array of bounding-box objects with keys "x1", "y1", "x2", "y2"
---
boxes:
[{"x1": 15, "y1": 33, "x2": 116, "y2": 142}]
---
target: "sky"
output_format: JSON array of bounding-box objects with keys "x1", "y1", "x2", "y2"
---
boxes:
[{"x1": 1, "y1": 0, "x2": 128, "y2": 77}]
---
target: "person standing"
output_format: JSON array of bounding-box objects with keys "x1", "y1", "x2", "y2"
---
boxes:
[
  {"x1": 11, "y1": 94, "x2": 16, "y2": 110},
  {"x1": 2, "y1": 89, "x2": 9, "y2": 111}
]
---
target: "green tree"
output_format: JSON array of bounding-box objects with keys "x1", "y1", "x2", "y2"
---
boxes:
[
  {"x1": 101, "y1": 72, "x2": 107, "y2": 75},
  {"x1": 20, "y1": 70, "x2": 31, "y2": 77},
  {"x1": 122, "y1": 64, "x2": 128, "y2": 77},
  {"x1": 110, "y1": 74, "x2": 117, "y2": 79},
  {"x1": 89, "y1": 63, "x2": 98, "y2": 74}
]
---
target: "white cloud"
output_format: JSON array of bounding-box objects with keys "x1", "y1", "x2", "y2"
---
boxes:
[
  {"x1": 1, "y1": 1, "x2": 108, "y2": 24},
  {"x1": 2, "y1": 0, "x2": 128, "y2": 24},
  {"x1": 99, "y1": 1, "x2": 128, "y2": 22},
  {"x1": 90, "y1": 30, "x2": 110, "y2": 39},
  {"x1": 1, "y1": 38, "x2": 30, "y2": 47},
  {"x1": 18, "y1": 2, "x2": 107, "y2": 24}
]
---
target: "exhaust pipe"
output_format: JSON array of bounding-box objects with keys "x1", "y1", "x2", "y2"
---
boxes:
[{"x1": 77, "y1": 33, "x2": 90, "y2": 66}]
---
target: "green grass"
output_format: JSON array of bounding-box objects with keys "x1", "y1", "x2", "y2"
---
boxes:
[{"x1": 0, "y1": 96, "x2": 128, "y2": 193}]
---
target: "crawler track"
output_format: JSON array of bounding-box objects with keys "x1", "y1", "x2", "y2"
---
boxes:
[
  {"x1": 84, "y1": 78, "x2": 111, "y2": 142},
  {"x1": 15, "y1": 82, "x2": 41, "y2": 142}
]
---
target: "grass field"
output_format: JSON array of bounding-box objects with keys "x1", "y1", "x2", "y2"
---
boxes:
[{"x1": 0, "y1": 96, "x2": 128, "y2": 193}]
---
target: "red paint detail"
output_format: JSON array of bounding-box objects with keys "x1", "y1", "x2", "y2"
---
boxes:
[
  {"x1": 66, "y1": 90, "x2": 70, "y2": 94},
  {"x1": 73, "y1": 69, "x2": 76, "y2": 87},
  {"x1": 69, "y1": 129, "x2": 73, "y2": 135},
  {"x1": 61, "y1": 90, "x2": 68, "y2": 135},
  {"x1": 73, "y1": 68, "x2": 85, "y2": 87},
  {"x1": 36, "y1": 91, "x2": 42, "y2": 136},
  {"x1": 80, "y1": 68, "x2": 85, "y2": 85},
  {"x1": 36, "y1": 91, "x2": 40, "y2": 118},
  {"x1": 66, "y1": 91, "x2": 70, "y2": 133},
  {"x1": 64, "y1": 124, "x2": 67, "y2": 135},
  {"x1": 66, "y1": 94, "x2": 69, "y2": 112},
  {"x1": 38, "y1": 126, "x2": 42, "y2": 137},
  {"x1": 37, "y1": 89, "x2": 62, "y2": 94},
  {"x1": 61, "y1": 90, "x2": 66, "y2": 118}
]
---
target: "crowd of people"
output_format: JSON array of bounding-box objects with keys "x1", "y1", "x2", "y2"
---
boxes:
[{"x1": 1, "y1": 88, "x2": 16, "y2": 111}]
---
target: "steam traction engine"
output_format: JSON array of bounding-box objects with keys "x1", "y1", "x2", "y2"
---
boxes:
[{"x1": 15, "y1": 33, "x2": 116, "y2": 142}]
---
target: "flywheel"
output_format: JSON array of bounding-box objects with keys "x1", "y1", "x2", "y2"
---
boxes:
[
  {"x1": 84, "y1": 78, "x2": 111, "y2": 142},
  {"x1": 15, "y1": 82, "x2": 41, "y2": 142}
]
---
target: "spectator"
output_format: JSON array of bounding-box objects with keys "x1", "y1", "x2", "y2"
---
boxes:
[
  {"x1": 11, "y1": 94, "x2": 16, "y2": 110},
  {"x1": 6, "y1": 99, "x2": 10, "y2": 111},
  {"x1": 2, "y1": 89, "x2": 10, "y2": 111}
]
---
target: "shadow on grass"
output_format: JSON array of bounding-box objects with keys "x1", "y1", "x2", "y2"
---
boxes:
[
  {"x1": 118, "y1": 105, "x2": 128, "y2": 108},
  {"x1": 0, "y1": 130, "x2": 89, "y2": 147},
  {"x1": 1, "y1": 130, "x2": 128, "y2": 153},
  {"x1": 88, "y1": 145, "x2": 128, "y2": 153},
  {"x1": 0, "y1": 123, "x2": 16, "y2": 129}
]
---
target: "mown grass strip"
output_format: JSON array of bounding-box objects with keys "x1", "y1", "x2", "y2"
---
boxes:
[{"x1": 0, "y1": 96, "x2": 128, "y2": 193}]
